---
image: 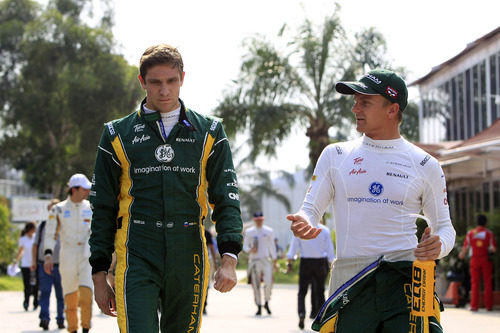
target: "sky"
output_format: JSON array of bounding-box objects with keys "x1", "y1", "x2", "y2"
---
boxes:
[{"x1": 110, "y1": 0, "x2": 500, "y2": 173}]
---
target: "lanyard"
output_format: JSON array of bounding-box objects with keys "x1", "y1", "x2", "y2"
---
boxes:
[{"x1": 158, "y1": 119, "x2": 168, "y2": 142}]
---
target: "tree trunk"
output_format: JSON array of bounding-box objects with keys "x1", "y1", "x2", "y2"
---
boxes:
[{"x1": 306, "y1": 117, "x2": 330, "y2": 171}]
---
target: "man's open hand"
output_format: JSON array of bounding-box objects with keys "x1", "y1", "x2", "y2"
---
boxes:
[{"x1": 286, "y1": 214, "x2": 322, "y2": 239}]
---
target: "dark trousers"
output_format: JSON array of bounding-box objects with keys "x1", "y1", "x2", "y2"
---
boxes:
[
  {"x1": 37, "y1": 262, "x2": 65, "y2": 323},
  {"x1": 21, "y1": 267, "x2": 38, "y2": 308},
  {"x1": 298, "y1": 257, "x2": 329, "y2": 318}
]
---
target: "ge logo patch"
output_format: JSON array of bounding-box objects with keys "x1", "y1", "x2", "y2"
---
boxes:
[
  {"x1": 155, "y1": 144, "x2": 174, "y2": 163},
  {"x1": 368, "y1": 182, "x2": 383, "y2": 196}
]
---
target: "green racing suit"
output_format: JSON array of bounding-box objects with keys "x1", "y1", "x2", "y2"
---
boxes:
[{"x1": 89, "y1": 98, "x2": 243, "y2": 332}]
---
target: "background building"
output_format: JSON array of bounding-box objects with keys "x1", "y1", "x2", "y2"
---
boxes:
[
  {"x1": 412, "y1": 26, "x2": 500, "y2": 236},
  {"x1": 413, "y1": 26, "x2": 500, "y2": 294}
]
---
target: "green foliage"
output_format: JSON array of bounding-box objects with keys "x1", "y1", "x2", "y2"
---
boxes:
[
  {"x1": 483, "y1": 211, "x2": 500, "y2": 289},
  {"x1": 0, "y1": 275, "x2": 23, "y2": 290},
  {"x1": 215, "y1": 3, "x2": 408, "y2": 170},
  {"x1": 274, "y1": 258, "x2": 299, "y2": 284},
  {"x1": 0, "y1": 199, "x2": 18, "y2": 274},
  {"x1": 0, "y1": 0, "x2": 143, "y2": 196},
  {"x1": 400, "y1": 101, "x2": 420, "y2": 142},
  {"x1": 238, "y1": 258, "x2": 300, "y2": 284}
]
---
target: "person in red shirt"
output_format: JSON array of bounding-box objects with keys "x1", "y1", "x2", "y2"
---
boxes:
[{"x1": 459, "y1": 214, "x2": 497, "y2": 311}]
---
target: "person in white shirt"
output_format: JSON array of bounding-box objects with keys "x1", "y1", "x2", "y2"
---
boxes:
[
  {"x1": 287, "y1": 223, "x2": 335, "y2": 329},
  {"x1": 287, "y1": 69, "x2": 455, "y2": 333},
  {"x1": 44, "y1": 173, "x2": 93, "y2": 333},
  {"x1": 243, "y1": 211, "x2": 277, "y2": 315},
  {"x1": 15, "y1": 222, "x2": 38, "y2": 311}
]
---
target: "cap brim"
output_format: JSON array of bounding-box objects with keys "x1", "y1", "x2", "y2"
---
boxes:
[{"x1": 335, "y1": 82, "x2": 379, "y2": 96}]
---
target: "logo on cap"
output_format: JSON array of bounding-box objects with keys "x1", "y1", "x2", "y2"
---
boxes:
[
  {"x1": 386, "y1": 86, "x2": 398, "y2": 97},
  {"x1": 364, "y1": 73, "x2": 382, "y2": 85},
  {"x1": 358, "y1": 83, "x2": 369, "y2": 90}
]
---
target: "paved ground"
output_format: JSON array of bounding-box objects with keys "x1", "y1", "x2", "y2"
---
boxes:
[{"x1": 1, "y1": 277, "x2": 499, "y2": 332}]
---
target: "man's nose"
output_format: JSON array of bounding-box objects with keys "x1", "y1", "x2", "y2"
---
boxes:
[
  {"x1": 351, "y1": 102, "x2": 360, "y2": 113},
  {"x1": 160, "y1": 83, "x2": 170, "y2": 95}
]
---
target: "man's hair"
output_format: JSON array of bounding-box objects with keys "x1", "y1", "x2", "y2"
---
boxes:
[
  {"x1": 477, "y1": 214, "x2": 487, "y2": 226},
  {"x1": 68, "y1": 186, "x2": 80, "y2": 196},
  {"x1": 139, "y1": 44, "x2": 184, "y2": 79}
]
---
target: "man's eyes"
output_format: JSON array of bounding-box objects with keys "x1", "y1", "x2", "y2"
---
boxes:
[{"x1": 148, "y1": 79, "x2": 178, "y2": 84}]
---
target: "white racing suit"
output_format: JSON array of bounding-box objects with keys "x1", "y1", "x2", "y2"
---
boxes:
[
  {"x1": 243, "y1": 225, "x2": 277, "y2": 306},
  {"x1": 248, "y1": 258, "x2": 273, "y2": 306},
  {"x1": 44, "y1": 198, "x2": 93, "y2": 332}
]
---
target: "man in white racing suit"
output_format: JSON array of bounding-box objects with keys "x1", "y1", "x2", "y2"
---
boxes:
[
  {"x1": 44, "y1": 173, "x2": 93, "y2": 333},
  {"x1": 243, "y1": 211, "x2": 277, "y2": 316},
  {"x1": 287, "y1": 69, "x2": 455, "y2": 333}
]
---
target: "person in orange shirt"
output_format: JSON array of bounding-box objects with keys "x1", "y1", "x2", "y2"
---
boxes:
[{"x1": 459, "y1": 214, "x2": 497, "y2": 311}]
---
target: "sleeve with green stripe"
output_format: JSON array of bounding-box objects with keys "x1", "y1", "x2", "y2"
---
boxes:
[
  {"x1": 89, "y1": 124, "x2": 121, "y2": 274},
  {"x1": 206, "y1": 121, "x2": 243, "y2": 257}
]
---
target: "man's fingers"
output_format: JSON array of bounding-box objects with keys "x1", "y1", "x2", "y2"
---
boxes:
[
  {"x1": 97, "y1": 298, "x2": 117, "y2": 317},
  {"x1": 417, "y1": 235, "x2": 440, "y2": 248},
  {"x1": 290, "y1": 221, "x2": 321, "y2": 239},
  {"x1": 420, "y1": 227, "x2": 431, "y2": 241},
  {"x1": 301, "y1": 228, "x2": 322, "y2": 239},
  {"x1": 288, "y1": 215, "x2": 321, "y2": 239},
  {"x1": 109, "y1": 297, "x2": 117, "y2": 317},
  {"x1": 214, "y1": 277, "x2": 236, "y2": 293},
  {"x1": 213, "y1": 269, "x2": 237, "y2": 293},
  {"x1": 291, "y1": 221, "x2": 310, "y2": 234},
  {"x1": 415, "y1": 234, "x2": 442, "y2": 260}
]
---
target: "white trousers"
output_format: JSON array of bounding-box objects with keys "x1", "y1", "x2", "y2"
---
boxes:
[
  {"x1": 249, "y1": 258, "x2": 273, "y2": 306},
  {"x1": 60, "y1": 245, "x2": 93, "y2": 295}
]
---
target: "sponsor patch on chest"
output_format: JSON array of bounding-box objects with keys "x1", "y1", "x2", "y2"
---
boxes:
[{"x1": 155, "y1": 144, "x2": 175, "y2": 163}]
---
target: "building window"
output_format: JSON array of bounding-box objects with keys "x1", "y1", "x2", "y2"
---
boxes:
[
  {"x1": 444, "y1": 82, "x2": 452, "y2": 140},
  {"x1": 494, "y1": 180, "x2": 500, "y2": 211},
  {"x1": 466, "y1": 69, "x2": 473, "y2": 137},
  {"x1": 473, "y1": 64, "x2": 480, "y2": 135},
  {"x1": 491, "y1": 53, "x2": 499, "y2": 120},
  {"x1": 451, "y1": 77, "x2": 459, "y2": 140},
  {"x1": 483, "y1": 182, "x2": 490, "y2": 212},
  {"x1": 480, "y1": 60, "x2": 487, "y2": 131}
]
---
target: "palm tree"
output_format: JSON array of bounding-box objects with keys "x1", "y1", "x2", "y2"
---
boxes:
[{"x1": 215, "y1": 5, "x2": 392, "y2": 170}]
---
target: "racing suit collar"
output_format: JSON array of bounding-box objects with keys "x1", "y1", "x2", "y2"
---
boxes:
[{"x1": 139, "y1": 97, "x2": 195, "y2": 131}]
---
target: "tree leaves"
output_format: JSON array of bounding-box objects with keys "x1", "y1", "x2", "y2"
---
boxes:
[
  {"x1": 0, "y1": 0, "x2": 142, "y2": 196},
  {"x1": 215, "y1": 6, "x2": 391, "y2": 169},
  {"x1": 215, "y1": 5, "x2": 418, "y2": 171}
]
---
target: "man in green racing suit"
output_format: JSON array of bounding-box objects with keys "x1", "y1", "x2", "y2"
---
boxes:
[{"x1": 89, "y1": 44, "x2": 243, "y2": 333}]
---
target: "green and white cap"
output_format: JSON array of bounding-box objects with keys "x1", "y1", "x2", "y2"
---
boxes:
[{"x1": 335, "y1": 69, "x2": 408, "y2": 111}]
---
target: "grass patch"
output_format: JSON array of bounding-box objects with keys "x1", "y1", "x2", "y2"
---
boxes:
[
  {"x1": 0, "y1": 275, "x2": 24, "y2": 291},
  {"x1": 275, "y1": 259, "x2": 299, "y2": 284},
  {"x1": 239, "y1": 258, "x2": 300, "y2": 284}
]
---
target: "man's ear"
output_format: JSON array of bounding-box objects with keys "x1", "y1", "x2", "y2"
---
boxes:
[
  {"x1": 180, "y1": 71, "x2": 185, "y2": 86},
  {"x1": 138, "y1": 74, "x2": 145, "y2": 88},
  {"x1": 388, "y1": 103, "x2": 400, "y2": 119}
]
